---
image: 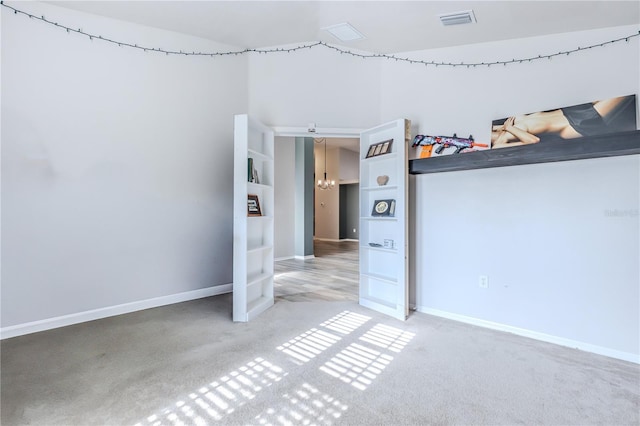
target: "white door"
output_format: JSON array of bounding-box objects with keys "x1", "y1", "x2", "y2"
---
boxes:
[
  {"x1": 358, "y1": 119, "x2": 410, "y2": 320},
  {"x1": 233, "y1": 114, "x2": 275, "y2": 322}
]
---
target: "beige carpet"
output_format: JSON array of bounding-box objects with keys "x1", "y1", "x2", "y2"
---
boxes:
[{"x1": 2, "y1": 293, "x2": 639, "y2": 425}]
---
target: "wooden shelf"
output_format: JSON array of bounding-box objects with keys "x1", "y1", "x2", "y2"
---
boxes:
[{"x1": 409, "y1": 130, "x2": 640, "y2": 175}]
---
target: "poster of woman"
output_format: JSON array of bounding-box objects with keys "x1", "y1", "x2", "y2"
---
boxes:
[{"x1": 491, "y1": 94, "x2": 637, "y2": 149}]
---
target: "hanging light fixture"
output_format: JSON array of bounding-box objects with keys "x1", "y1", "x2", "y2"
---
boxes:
[{"x1": 316, "y1": 138, "x2": 335, "y2": 190}]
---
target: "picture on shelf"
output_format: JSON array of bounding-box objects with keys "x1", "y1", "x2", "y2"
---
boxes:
[
  {"x1": 247, "y1": 194, "x2": 262, "y2": 216},
  {"x1": 248, "y1": 158, "x2": 260, "y2": 183},
  {"x1": 371, "y1": 199, "x2": 395, "y2": 217},
  {"x1": 366, "y1": 145, "x2": 377, "y2": 158},
  {"x1": 365, "y1": 138, "x2": 394, "y2": 158},
  {"x1": 491, "y1": 94, "x2": 637, "y2": 149}
]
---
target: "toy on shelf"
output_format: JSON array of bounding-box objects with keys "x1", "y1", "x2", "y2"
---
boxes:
[{"x1": 412, "y1": 134, "x2": 488, "y2": 158}]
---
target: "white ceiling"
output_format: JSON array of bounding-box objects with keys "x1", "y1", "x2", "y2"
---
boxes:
[{"x1": 50, "y1": 1, "x2": 640, "y2": 54}]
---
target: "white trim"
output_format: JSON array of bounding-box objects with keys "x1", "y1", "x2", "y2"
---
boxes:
[
  {"x1": 339, "y1": 179, "x2": 359, "y2": 185},
  {"x1": 313, "y1": 237, "x2": 358, "y2": 243},
  {"x1": 294, "y1": 255, "x2": 315, "y2": 260},
  {"x1": 275, "y1": 256, "x2": 295, "y2": 261},
  {"x1": 1, "y1": 284, "x2": 232, "y2": 340},
  {"x1": 273, "y1": 126, "x2": 363, "y2": 138},
  {"x1": 417, "y1": 306, "x2": 639, "y2": 364}
]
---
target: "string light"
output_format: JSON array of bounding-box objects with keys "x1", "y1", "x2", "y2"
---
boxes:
[{"x1": 2, "y1": 0, "x2": 638, "y2": 69}]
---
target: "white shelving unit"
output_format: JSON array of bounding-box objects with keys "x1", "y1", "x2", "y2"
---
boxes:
[
  {"x1": 359, "y1": 119, "x2": 410, "y2": 321},
  {"x1": 233, "y1": 114, "x2": 275, "y2": 322}
]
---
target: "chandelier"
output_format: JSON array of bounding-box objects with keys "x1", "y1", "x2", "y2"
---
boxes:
[{"x1": 316, "y1": 138, "x2": 335, "y2": 190}]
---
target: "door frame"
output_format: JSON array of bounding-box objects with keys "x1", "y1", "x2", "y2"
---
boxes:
[
  {"x1": 274, "y1": 126, "x2": 362, "y2": 256},
  {"x1": 273, "y1": 126, "x2": 362, "y2": 138}
]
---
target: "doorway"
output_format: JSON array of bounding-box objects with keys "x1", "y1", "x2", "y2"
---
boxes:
[
  {"x1": 313, "y1": 137, "x2": 359, "y2": 242},
  {"x1": 273, "y1": 133, "x2": 360, "y2": 303}
]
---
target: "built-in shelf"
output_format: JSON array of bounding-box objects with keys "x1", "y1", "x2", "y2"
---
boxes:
[
  {"x1": 360, "y1": 217, "x2": 398, "y2": 221},
  {"x1": 247, "y1": 272, "x2": 271, "y2": 287},
  {"x1": 361, "y1": 245, "x2": 397, "y2": 254},
  {"x1": 359, "y1": 295, "x2": 396, "y2": 310},
  {"x1": 247, "y1": 148, "x2": 272, "y2": 162},
  {"x1": 361, "y1": 185, "x2": 399, "y2": 192},
  {"x1": 247, "y1": 245, "x2": 272, "y2": 255},
  {"x1": 233, "y1": 114, "x2": 275, "y2": 323},
  {"x1": 361, "y1": 272, "x2": 398, "y2": 285},
  {"x1": 359, "y1": 118, "x2": 410, "y2": 321},
  {"x1": 248, "y1": 182, "x2": 273, "y2": 191},
  {"x1": 409, "y1": 130, "x2": 640, "y2": 174}
]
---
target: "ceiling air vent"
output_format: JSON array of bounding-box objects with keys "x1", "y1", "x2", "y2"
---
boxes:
[
  {"x1": 438, "y1": 10, "x2": 477, "y2": 26},
  {"x1": 321, "y1": 22, "x2": 366, "y2": 42}
]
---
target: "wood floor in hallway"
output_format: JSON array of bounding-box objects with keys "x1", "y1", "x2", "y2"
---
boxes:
[{"x1": 274, "y1": 240, "x2": 358, "y2": 303}]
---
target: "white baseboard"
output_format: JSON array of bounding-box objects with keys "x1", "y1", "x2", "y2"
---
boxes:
[
  {"x1": 275, "y1": 256, "x2": 295, "y2": 261},
  {"x1": 1, "y1": 284, "x2": 233, "y2": 340},
  {"x1": 417, "y1": 306, "x2": 639, "y2": 364},
  {"x1": 313, "y1": 237, "x2": 359, "y2": 243},
  {"x1": 294, "y1": 255, "x2": 315, "y2": 260}
]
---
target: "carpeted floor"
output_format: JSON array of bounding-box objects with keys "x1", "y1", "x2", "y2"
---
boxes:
[{"x1": 2, "y1": 293, "x2": 639, "y2": 425}]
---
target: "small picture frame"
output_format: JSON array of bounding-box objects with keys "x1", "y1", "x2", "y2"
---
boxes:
[
  {"x1": 371, "y1": 199, "x2": 396, "y2": 217},
  {"x1": 365, "y1": 139, "x2": 394, "y2": 158},
  {"x1": 247, "y1": 194, "x2": 262, "y2": 217}
]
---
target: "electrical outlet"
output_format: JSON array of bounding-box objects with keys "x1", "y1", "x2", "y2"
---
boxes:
[
  {"x1": 353, "y1": 228, "x2": 357, "y2": 233},
  {"x1": 479, "y1": 275, "x2": 489, "y2": 289}
]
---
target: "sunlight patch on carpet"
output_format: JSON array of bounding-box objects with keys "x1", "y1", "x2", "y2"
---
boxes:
[
  {"x1": 135, "y1": 358, "x2": 287, "y2": 426},
  {"x1": 319, "y1": 322, "x2": 415, "y2": 391},
  {"x1": 359, "y1": 323, "x2": 415, "y2": 353},
  {"x1": 319, "y1": 342, "x2": 394, "y2": 391},
  {"x1": 319, "y1": 311, "x2": 371, "y2": 335},
  {"x1": 277, "y1": 328, "x2": 341, "y2": 364},
  {"x1": 253, "y1": 383, "x2": 348, "y2": 426}
]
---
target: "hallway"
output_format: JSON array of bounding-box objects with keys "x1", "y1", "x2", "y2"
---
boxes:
[{"x1": 274, "y1": 240, "x2": 358, "y2": 303}]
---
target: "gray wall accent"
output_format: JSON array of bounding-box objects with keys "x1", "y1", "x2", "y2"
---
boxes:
[
  {"x1": 339, "y1": 184, "x2": 359, "y2": 240},
  {"x1": 295, "y1": 137, "x2": 314, "y2": 257},
  {"x1": 274, "y1": 137, "x2": 295, "y2": 259},
  {"x1": 339, "y1": 148, "x2": 360, "y2": 182}
]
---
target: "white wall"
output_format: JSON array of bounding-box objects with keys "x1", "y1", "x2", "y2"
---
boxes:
[
  {"x1": 247, "y1": 43, "x2": 381, "y2": 128},
  {"x1": 380, "y1": 25, "x2": 640, "y2": 361},
  {"x1": 274, "y1": 137, "x2": 295, "y2": 259},
  {"x1": 1, "y1": 3, "x2": 248, "y2": 328}
]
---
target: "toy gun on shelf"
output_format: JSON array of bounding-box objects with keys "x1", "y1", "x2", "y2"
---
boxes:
[
  {"x1": 412, "y1": 134, "x2": 439, "y2": 148},
  {"x1": 411, "y1": 135, "x2": 444, "y2": 158},
  {"x1": 434, "y1": 134, "x2": 488, "y2": 154},
  {"x1": 413, "y1": 133, "x2": 489, "y2": 154}
]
